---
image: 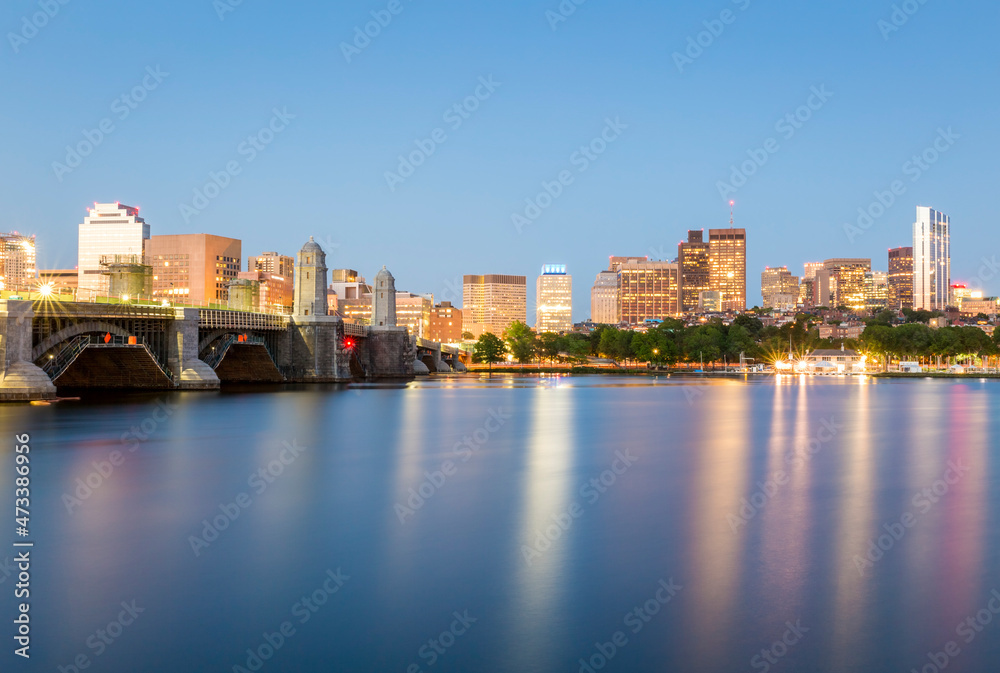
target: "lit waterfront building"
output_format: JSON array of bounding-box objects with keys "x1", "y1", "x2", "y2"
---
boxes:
[
  {"x1": 77, "y1": 203, "x2": 149, "y2": 298},
  {"x1": 760, "y1": 266, "x2": 800, "y2": 310},
  {"x1": 617, "y1": 260, "x2": 679, "y2": 325},
  {"x1": 708, "y1": 228, "x2": 746, "y2": 311},
  {"x1": 591, "y1": 270, "x2": 619, "y2": 325},
  {"x1": 0, "y1": 233, "x2": 37, "y2": 292},
  {"x1": 237, "y1": 270, "x2": 292, "y2": 314},
  {"x1": 699, "y1": 290, "x2": 722, "y2": 313},
  {"x1": 462, "y1": 274, "x2": 526, "y2": 336},
  {"x1": 678, "y1": 231, "x2": 710, "y2": 313},
  {"x1": 913, "y1": 206, "x2": 951, "y2": 311},
  {"x1": 888, "y1": 246, "x2": 914, "y2": 310},
  {"x1": 147, "y1": 234, "x2": 241, "y2": 307},
  {"x1": 536, "y1": 265, "x2": 572, "y2": 333}
]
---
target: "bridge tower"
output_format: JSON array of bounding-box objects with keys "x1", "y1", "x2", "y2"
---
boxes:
[
  {"x1": 372, "y1": 266, "x2": 397, "y2": 327},
  {"x1": 293, "y1": 237, "x2": 328, "y2": 317}
]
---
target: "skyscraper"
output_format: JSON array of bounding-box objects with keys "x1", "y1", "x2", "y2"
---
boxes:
[
  {"x1": 821, "y1": 258, "x2": 871, "y2": 310},
  {"x1": 617, "y1": 260, "x2": 679, "y2": 324},
  {"x1": 462, "y1": 274, "x2": 526, "y2": 336},
  {"x1": 678, "y1": 230, "x2": 710, "y2": 313},
  {"x1": 536, "y1": 265, "x2": 573, "y2": 333},
  {"x1": 590, "y1": 271, "x2": 619, "y2": 325},
  {"x1": 708, "y1": 228, "x2": 746, "y2": 311},
  {"x1": 77, "y1": 203, "x2": 149, "y2": 298},
  {"x1": 912, "y1": 207, "x2": 951, "y2": 311},
  {"x1": 887, "y1": 246, "x2": 914, "y2": 310},
  {"x1": 760, "y1": 267, "x2": 800, "y2": 310}
]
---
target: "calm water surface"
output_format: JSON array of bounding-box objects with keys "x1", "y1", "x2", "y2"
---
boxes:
[{"x1": 1, "y1": 376, "x2": 999, "y2": 672}]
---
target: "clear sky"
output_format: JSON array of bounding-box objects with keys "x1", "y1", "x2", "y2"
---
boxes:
[{"x1": 3, "y1": 0, "x2": 998, "y2": 321}]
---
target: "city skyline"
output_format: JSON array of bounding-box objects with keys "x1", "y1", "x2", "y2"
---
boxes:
[{"x1": 3, "y1": 2, "x2": 997, "y2": 321}]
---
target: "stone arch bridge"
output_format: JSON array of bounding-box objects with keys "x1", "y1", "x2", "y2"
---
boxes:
[{"x1": 1, "y1": 300, "x2": 417, "y2": 400}]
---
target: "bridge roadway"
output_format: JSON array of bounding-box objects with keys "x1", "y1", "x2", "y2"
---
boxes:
[{"x1": 1, "y1": 299, "x2": 423, "y2": 401}]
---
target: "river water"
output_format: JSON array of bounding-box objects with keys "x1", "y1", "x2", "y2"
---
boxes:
[{"x1": 0, "y1": 375, "x2": 998, "y2": 672}]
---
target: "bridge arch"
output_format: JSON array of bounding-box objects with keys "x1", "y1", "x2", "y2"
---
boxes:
[{"x1": 32, "y1": 321, "x2": 132, "y2": 361}]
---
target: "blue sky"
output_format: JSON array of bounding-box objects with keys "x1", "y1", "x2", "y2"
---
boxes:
[{"x1": 3, "y1": 0, "x2": 998, "y2": 321}]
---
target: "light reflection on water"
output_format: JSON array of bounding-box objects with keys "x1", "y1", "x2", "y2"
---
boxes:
[{"x1": 0, "y1": 376, "x2": 997, "y2": 672}]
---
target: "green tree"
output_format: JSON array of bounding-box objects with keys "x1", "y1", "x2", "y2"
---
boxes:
[
  {"x1": 537, "y1": 332, "x2": 561, "y2": 365},
  {"x1": 733, "y1": 314, "x2": 764, "y2": 338},
  {"x1": 472, "y1": 332, "x2": 506, "y2": 371},
  {"x1": 503, "y1": 321, "x2": 537, "y2": 364},
  {"x1": 461, "y1": 331, "x2": 474, "y2": 340}
]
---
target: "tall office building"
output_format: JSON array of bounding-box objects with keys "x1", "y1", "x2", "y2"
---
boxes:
[
  {"x1": 820, "y1": 258, "x2": 871, "y2": 311},
  {"x1": 462, "y1": 274, "x2": 526, "y2": 336},
  {"x1": 0, "y1": 233, "x2": 36, "y2": 292},
  {"x1": 617, "y1": 260, "x2": 679, "y2": 325},
  {"x1": 428, "y1": 301, "x2": 464, "y2": 343},
  {"x1": 77, "y1": 203, "x2": 150, "y2": 298},
  {"x1": 913, "y1": 207, "x2": 951, "y2": 310},
  {"x1": 887, "y1": 246, "x2": 914, "y2": 310},
  {"x1": 678, "y1": 230, "x2": 710, "y2": 313},
  {"x1": 864, "y1": 271, "x2": 889, "y2": 312},
  {"x1": 536, "y1": 265, "x2": 573, "y2": 333},
  {"x1": 608, "y1": 256, "x2": 649, "y2": 272},
  {"x1": 760, "y1": 267, "x2": 800, "y2": 310},
  {"x1": 591, "y1": 271, "x2": 619, "y2": 325},
  {"x1": 147, "y1": 234, "x2": 242, "y2": 306},
  {"x1": 803, "y1": 262, "x2": 824, "y2": 281},
  {"x1": 708, "y1": 228, "x2": 746, "y2": 312}
]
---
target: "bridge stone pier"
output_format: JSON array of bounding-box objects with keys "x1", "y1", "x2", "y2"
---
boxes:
[{"x1": 0, "y1": 301, "x2": 56, "y2": 401}]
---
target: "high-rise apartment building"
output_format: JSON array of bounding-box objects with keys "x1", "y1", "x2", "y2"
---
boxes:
[
  {"x1": 536, "y1": 265, "x2": 573, "y2": 333},
  {"x1": 913, "y1": 207, "x2": 951, "y2": 311},
  {"x1": 887, "y1": 246, "x2": 914, "y2": 310},
  {"x1": 77, "y1": 203, "x2": 149, "y2": 298},
  {"x1": 617, "y1": 260, "x2": 679, "y2": 325},
  {"x1": 147, "y1": 234, "x2": 242, "y2": 306},
  {"x1": 0, "y1": 233, "x2": 36, "y2": 292},
  {"x1": 678, "y1": 230, "x2": 710, "y2": 313},
  {"x1": 760, "y1": 267, "x2": 800, "y2": 310},
  {"x1": 708, "y1": 228, "x2": 746, "y2": 312},
  {"x1": 590, "y1": 271, "x2": 619, "y2": 325},
  {"x1": 248, "y1": 252, "x2": 294, "y2": 279},
  {"x1": 462, "y1": 274, "x2": 526, "y2": 336}
]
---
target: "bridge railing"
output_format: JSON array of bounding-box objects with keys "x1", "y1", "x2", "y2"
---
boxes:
[{"x1": 199, "y1": 309, "x2": 289, "y2": 332}]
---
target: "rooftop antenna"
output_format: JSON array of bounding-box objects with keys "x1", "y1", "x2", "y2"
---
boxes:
[{"x1": 729, "y1": 200, "x2": 735, "y2": 228}]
